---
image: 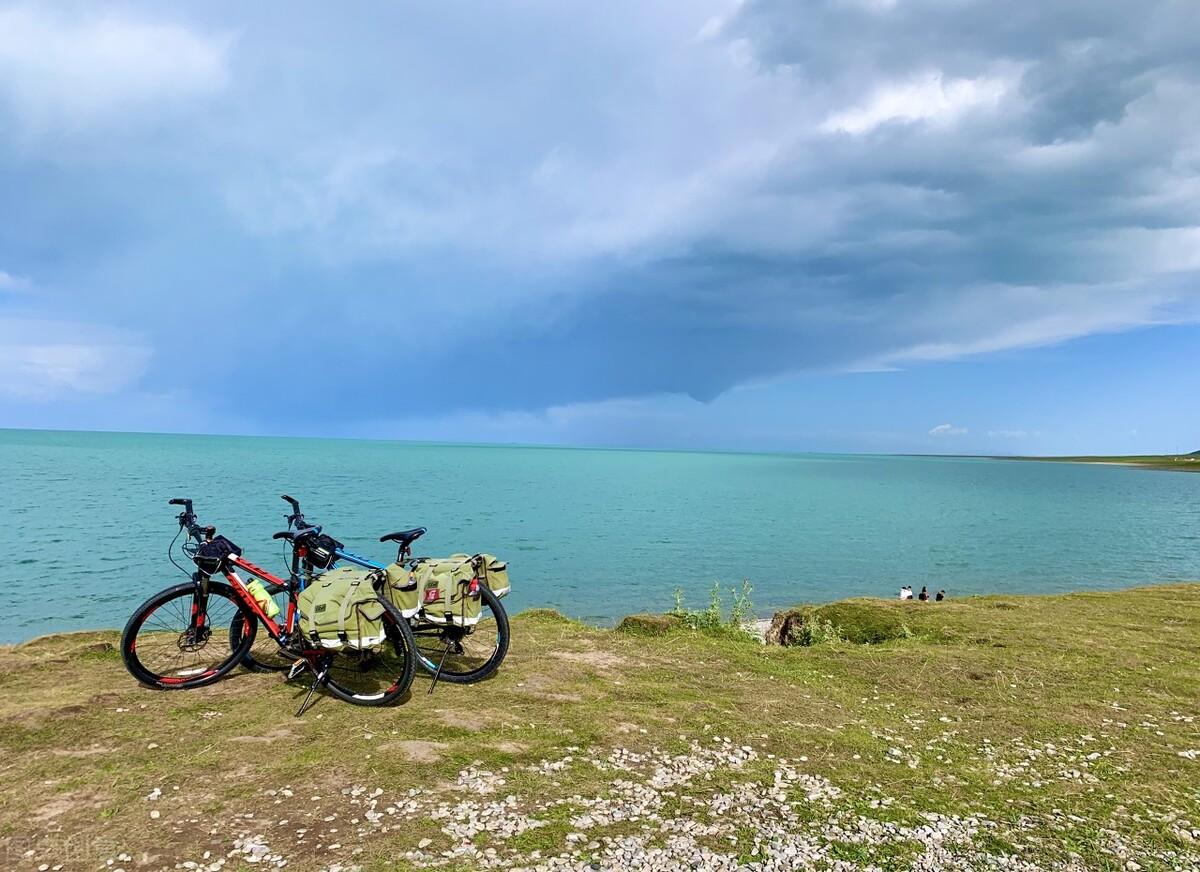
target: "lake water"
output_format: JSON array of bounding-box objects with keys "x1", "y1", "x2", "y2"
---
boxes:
[{"x1": 2, "y1": 429, "x2": 1198, "y2": 643}]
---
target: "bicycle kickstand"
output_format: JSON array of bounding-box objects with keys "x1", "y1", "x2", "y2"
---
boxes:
[
  {"x1": 428, "y1": 642, "x2": 452, "y2": 695},
  {"x1": 296, "y1": 663, "x2": 329, "y2": 717}
]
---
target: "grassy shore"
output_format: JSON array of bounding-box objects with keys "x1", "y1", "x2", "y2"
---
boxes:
[
  {"x1": 1000, "y1": 453, "x2": 1200, "y2": 472},
  {"x1": 2, "y1": 585, "x2": 1198, "y2": 871}
]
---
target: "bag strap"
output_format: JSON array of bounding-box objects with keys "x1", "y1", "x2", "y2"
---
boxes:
[{"x1": 335, "y1": 576, "x2": 367, "y2": 646}]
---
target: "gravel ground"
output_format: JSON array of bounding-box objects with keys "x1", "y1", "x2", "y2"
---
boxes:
[{"x1": 115, "y1": 731, "x2": 1199, "y2": 872}]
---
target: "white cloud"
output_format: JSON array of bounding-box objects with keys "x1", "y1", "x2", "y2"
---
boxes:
[
  {"x1": 0, "y1": 270, "x2": 33, "y2": 292},
  {"x1": 2, "y1": 1, "x2": 1200, "y2": 430},
  {"x1": 868, "y1": 282, "x2": 1200, "y2": 368},
  {"x1": 0, "y1": 319, "x2": 151, "y2": 398},
  {"x1": 929, "y1": 423, "x2": 967, "y2": 436},
  {"x1": 820, "y1": 72, "x2": 1011, "y2": 134},
  {"x1": 0, "y1": 6, "x2": 231, "y2": 131}
]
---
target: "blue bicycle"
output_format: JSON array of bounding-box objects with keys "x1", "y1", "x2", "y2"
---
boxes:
[{"x1": 236, "y1": 496, "x2": 510, "y2": 684}]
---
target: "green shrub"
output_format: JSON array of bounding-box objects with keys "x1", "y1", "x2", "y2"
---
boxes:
[
  {"x1": 768, "y1": 607, "x2": 844, "y2": 646},
  {"x1": 669, "y1": 581, "x2": 756, "y2": 641},
  {"x1": 811, "y1": 602, "x2": 910, "y2": 645},
  {"x1": 770, "y1": 601, "x2": 929, "y2": 646},
  {"x1": 616, "y1": 614, "x2": 683, "y2": 636}
]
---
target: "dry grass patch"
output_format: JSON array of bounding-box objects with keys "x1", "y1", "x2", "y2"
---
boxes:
[{"x1": 0, "y1": 590, "x2": 1196, "y2": 871}]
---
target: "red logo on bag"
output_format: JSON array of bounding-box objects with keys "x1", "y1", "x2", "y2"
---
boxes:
[{"x1": 423, "y1": 586, "x2": 441, "y2": 604}]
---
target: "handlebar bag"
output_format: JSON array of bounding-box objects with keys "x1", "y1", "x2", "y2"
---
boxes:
[
  {"x1": 304, "y1": 533, "x2": 343, "y2": 570},
  {"x1": 194, "y1": 535, "x2": 242, "y2": 575},
  {"x1": 297, "y1": 567, "x2": 386, "y2": 649}
]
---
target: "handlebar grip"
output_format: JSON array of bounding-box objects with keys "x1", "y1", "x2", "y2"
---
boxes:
[
  {"x1": 168, "y1": 498, "x2": 187, "y2": 506},
  {"x1": 273, "y1": 531, "x2": 292, "y2": 540},
  {"x1": 282, "y1": 494, "x2": 300, "y2": 509}
]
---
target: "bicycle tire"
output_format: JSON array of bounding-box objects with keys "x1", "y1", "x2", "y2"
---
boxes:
[
  {"x1": 121, "y1": 581, "x2": 256, "y2": 690},
  {"x1": 321, "y1": 597, "x2": 417, "y2": 706},
  {"x1": 412, "y1": 584, "x2": 510, "y2": 684}
]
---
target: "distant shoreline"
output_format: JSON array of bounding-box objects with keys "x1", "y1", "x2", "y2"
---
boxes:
[{"x1": 994, "y1": 454, "x2": 1200, "y2": 473}]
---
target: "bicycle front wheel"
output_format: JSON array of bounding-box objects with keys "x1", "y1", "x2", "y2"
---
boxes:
[
  {"x1": 322, "y1": 597, "x2": 417, "y2": 706},
  {"x1": 412, "y1": 584, "x2": 510, "y2": 684},
  {"x1": 121, "y1": 581, "x2": 255, "y2": 689}
]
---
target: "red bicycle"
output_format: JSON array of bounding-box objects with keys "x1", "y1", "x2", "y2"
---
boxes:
[{"x1": 120, "y1": 499, "x2": 417, "y2": 711}]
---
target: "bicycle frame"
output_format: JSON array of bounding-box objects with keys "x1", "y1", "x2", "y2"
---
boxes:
[
  {"x1": 181, "y1": 541, "x2": 306, "y2": 666},
  {"x1": 329, "y1": 546, "x2": 386, "y2": 573},
  {"x1": 221, "y1": 554, "x2": 298, "y2": 639},
  {"x1": 273, "y1": 500, "x2": 508, "y2": 686}
]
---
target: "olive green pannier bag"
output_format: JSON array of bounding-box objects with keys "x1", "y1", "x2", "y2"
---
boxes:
[
  {"x1": 421, "y1": 553, "x2": 510, "y2": 598},
  {"x1": 475, "y1": 554, "x2": 510, "y2": 598},
  {"x1": 412, "y1": 555, "x2": 479, "y2": 627},
  {"x1": 374, "y1": 553, "x2": 511, "y2": 626},
  {"x1": 297, "y1": 567, "x2": 388, "y2": 649},
  {"x1": 377, "y1": 563, "x2": 421, "y2": 619}
]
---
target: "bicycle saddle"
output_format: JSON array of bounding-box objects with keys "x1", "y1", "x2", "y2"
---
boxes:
[{"x1": 379, "y1": 527, "x2": 426, "y2": 548}]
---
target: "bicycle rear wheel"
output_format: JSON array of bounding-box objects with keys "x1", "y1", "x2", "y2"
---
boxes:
[
  {"x1": 230, "y1": 589, "x2": 293, "y2": 673},
  {"x1": 121, "y1": 581, "x2": 255, "y2": 689},
  {"x1": 321, "y1": 597, "x2": 417, "y2": 706},
  {"x1": 412, "y1": 584, "x2": 510, "y2": 683}
]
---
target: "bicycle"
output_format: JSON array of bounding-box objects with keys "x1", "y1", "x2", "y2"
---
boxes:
[
  {"x1": 121, "y1": 499, "x2": 418, "y2": 714},
  {"x1": 238, "y1": 495, "x2": 509, "y2": 687}
]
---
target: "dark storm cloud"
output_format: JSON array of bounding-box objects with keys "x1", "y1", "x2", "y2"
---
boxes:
[{"x1": 1, "y1": 1, "x2": 1199, "y2": 428}]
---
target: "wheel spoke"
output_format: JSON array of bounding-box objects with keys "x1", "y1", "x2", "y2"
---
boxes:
[{"x1": 126, "y1": 586, "x2": 248, "y2": 685}]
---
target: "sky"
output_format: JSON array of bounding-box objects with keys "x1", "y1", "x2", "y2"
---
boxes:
[{"x1": 1, "y1": 0, "x2": 1199, "y2": 455}]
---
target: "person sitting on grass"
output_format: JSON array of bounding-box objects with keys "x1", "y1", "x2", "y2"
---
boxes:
[
  {"x1": 936, "y1": 589, "x2": 946, "y2": 602},
  {"x1": 899, "y1": 585, "x2": 912, "y2": 600},
  {"x1": 918, "y1": 585, "x2": 929, "y2": 601}
]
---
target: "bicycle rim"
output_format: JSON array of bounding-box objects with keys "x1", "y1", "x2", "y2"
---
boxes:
[
  {"x1": 322, "y1": 600, "x2": 416, "y2": 705},
  {"x1": 122, "y1": 582, "x2": 255, "y2": 689},
  {"x1": 412, "y1": 585, "x2": 509, "y2": 683}
]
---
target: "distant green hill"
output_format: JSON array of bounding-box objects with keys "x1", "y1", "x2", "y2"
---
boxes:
[{"x1": 1007, "y1": 453, "x2": 1200, "y2": 471}]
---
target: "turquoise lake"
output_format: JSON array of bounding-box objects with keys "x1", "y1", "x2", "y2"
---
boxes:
[{"x1": 2, "y1": 428, "x2": 1198, "y2": 643}]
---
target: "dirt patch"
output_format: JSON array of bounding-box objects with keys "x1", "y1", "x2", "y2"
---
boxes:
[
  {"x1": 379, "y1": 740, "x2": 449, "y2": 763},
  {"x1": 515, "y1": 674, "x2": 584, "y2": 703},
  {"x1": 491, "y1": 741, "x2": 529, "y2": 754},
  {"x1": 436, "y1": 708, "x2": 487, "y2": 732},
  {"x1": 32, "y1": 789, "x2": 108, "y2": 823},
  {"x1": 52, "y1": 744, "x2": 118, "y2": 758},
  {"x1": 231, "y1": 726, "x2": 298, "y2": 744},
  {"x1": 549, "y1": 650, "x2": 628, "y2": 670}
]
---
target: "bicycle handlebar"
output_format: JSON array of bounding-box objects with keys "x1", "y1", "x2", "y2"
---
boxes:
[
  {"x1": 273, "y1": 524, "x2": 320, "y2": 541},
  {"x1": 168, "y1": 498, "x2": 214, "y2": 540},
  {"x1": 281, "y1": 494, "x2": 306, "y2": 527}
]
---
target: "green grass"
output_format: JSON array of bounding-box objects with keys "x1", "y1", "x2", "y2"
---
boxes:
[
  {"x1": 1001, "y1": 453, "x2": 1200, "y2": 472},
  {"x1": 1, "y1": 585, "x2": 1198, "y2": 870}
]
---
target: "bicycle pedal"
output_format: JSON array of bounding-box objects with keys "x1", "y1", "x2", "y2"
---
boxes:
[{"x1": 287, "y1": 659, "x2": 308, "y2": 680}]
